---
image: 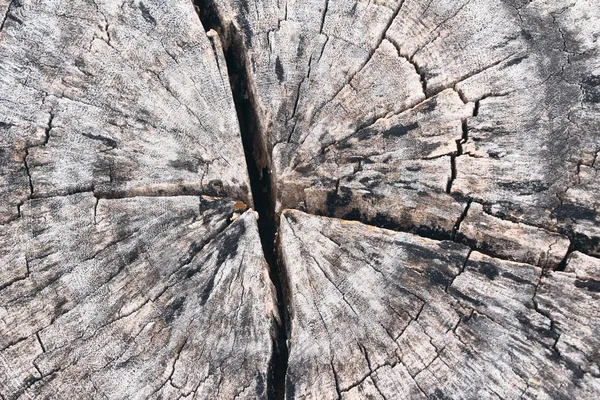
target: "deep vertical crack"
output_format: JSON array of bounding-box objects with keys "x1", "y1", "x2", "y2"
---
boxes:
[
  {"x1": 23, "y1": 149, "x2": 35, "y2": 196},
  {"x1": 44, "y1": 111, "x2": 54, "y2": 145},
  {"x1": 192, "y1": 2, "x2": 289, "y2": 399},
  {"x1": 473, "y1": 100, "x2": 480, "y2": 117},
  {"x1": 186, "y1": 2, "x2": 598, "y2": 398},
  {"x1": 319, "y1": 0, "x2": 329, "y2": 34},
  {"x1": 447, "y1": 114, "x2": 469, "y2": 194},
  {"x1": 452, "y1": 199, "x2": 472, "y2": 240},
  {"x1": 555, "y1": 241, "x2": 576, "y2": 272}
]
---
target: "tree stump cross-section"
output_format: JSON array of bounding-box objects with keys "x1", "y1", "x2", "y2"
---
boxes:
[{"x1": 1, "y1": 0, "x2": 600, "y2": 399}]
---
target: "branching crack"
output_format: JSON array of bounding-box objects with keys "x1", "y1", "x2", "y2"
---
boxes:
[
  {"x1": 6, "y1": 2, "x2": 596, "y2": 399},
  {"x1": 307, "y1": 1, "x2": 406, "y2": 128},
  {"x1": 394, "y1": 46, "x2": 428, "y2": 97}
]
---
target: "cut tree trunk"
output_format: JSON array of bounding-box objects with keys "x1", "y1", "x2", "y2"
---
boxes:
[{"x1": 1, "y1": 0, "x2": 599, "y2": 399}]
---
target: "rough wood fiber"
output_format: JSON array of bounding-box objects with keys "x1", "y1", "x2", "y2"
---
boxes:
[
  {"x1": 278, "y1": 210, "x2": 600, "y2": 399},
  {"x1": 2, "y1": 0, "x2": 600, "y2": 398},
  {"x1": 0, "y1": 0, "x2": 251, "y2": 224},
  {"x1": 456, "y1": 202, "x2": 570, "y2": 269},
  {"x1": 207, "y1": 0, "x2": 600, "y2": 260},
  {"x1": 0, "y1": 1, "x2": 277, "y2": 398},
  {"x1": 0, "y1": 194, "x2": 277, "y2": 399}
]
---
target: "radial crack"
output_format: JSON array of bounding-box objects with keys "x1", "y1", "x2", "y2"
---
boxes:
[{"x1": 192, "y1": 2, "x2": 289, "y2": 398}]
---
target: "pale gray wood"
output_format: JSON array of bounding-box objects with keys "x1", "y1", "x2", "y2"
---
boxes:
[
  {"x1": 0, "y1": 0, "x2": 251, "y2": 225},
  {"x1": 536, "y1": 251, "x2": 600, "y2": 388},
  {"x1": 2, "y1": 0, "x2": 600, "y2": 398},
  {"x1": 457, "y1": 202, "x2": 570, "y2": 268},
  {"x1": 278, "y1": 210, "x2": 600, "y2": 399},
  {"x1": 0, "y1": 194, "x2": 277, "y2": 399},
  {"x1": 210, "y1": 0, "x2": 600, "y2": 258},
  {"x1": 0, "y1": 1, "x2": 277, "y2": 398},
  {"x1": 564, "y1": 251, "x2": 600, "y2": 281}
]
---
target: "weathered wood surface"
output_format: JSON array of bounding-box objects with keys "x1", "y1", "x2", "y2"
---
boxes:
[
  {"x1": 0, "y1": 0, "x2": 277, "y2": 398},
  {"x1": 0, "y1": 0, "x2": 251, "y2": 225},
  {"x1": 278, "y1": 210, "x2": 600, "y2": 399},
  {"x1": 1, "y1": 0, "x2": 600, "y2": 399},
  {"x1": 0, "y1": 194, "x2": 277, "y2": 398},
  {"x1": 209, "y1": 0, "x2": 600, "y2": 259}
]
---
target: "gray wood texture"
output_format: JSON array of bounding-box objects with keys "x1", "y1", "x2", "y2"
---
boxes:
[
  {"x1": 0, "y1": 0, "x2": 275, "y2": 398},
  {"x1": 0, "y1": 194, "x2": 278, "y2": 398},
  {"x1": 1, "y1": 0, "x2": 600, "y2": 398},
  {"x1": 210, "y1": 0, "x2": 600, "y2": 259},
  {"x1": 278, "y1": 210, "x2": 600, "y2": 399},
  {"x1": 0, "y1": 0, "x2": 251, "y2": 225}
]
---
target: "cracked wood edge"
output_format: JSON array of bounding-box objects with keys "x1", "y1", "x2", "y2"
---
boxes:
[
  {"x1": 278, "y1": 210, "x2": 600, "y2": 399},
  {"x1": 1, "y1": 0, "x2": 600, "y2": 398},
  {"x1": 0, "y1": 194, "x2": 277, "y2": 399},
  {"x1": 0, "y1": 1, "x2": 283, "y2": 398},
  {"x1": 0, "y1": 0, "x2": 252, "y2": 225},
  {"x1": 206, "y1": 0, "x2": 600, "y2": 263}
]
